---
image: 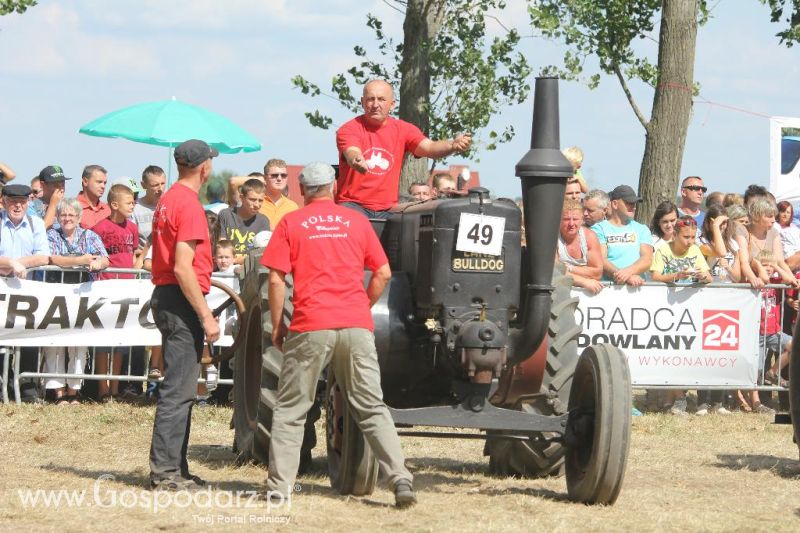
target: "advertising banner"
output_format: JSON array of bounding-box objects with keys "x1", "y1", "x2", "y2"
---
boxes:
[
  {"x1": 0, "y1": 278, "x2": 238, "y2": 347},
  {"x1": 574, "y1": 285, "x2": 762, "y2": 387}
]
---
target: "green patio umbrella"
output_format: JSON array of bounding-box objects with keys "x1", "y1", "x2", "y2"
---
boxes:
[{"x1": 78, "y1": 98, "x2": 261, "y2": 182}]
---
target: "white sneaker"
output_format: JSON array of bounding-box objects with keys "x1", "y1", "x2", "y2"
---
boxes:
[
  {"x1": 695, "y1": 403, "x2": 709, "y2": 416},
  {"x1": 711, "y1": 403, "x2": 731, "y2": 415}
]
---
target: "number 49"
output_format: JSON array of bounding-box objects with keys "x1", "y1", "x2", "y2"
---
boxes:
[{"x1": 467, "y1": 223, "x2": 493, "y2": 245}]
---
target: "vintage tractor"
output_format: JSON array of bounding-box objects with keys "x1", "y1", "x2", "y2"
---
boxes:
[{"x1": 226, "y1": 77, "x2": 632, "y2": 504}]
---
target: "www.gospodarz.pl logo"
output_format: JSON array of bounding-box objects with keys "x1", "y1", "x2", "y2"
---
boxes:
[{"x1": 17, "y1": 474, "x2": 296, "y2": 514}]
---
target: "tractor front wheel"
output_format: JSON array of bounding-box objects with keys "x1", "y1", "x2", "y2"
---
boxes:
[{"x1": 564, "y1": 344, "x2": 631, "y2": 505}]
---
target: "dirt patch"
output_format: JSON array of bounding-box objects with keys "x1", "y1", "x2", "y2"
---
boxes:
[{"x1": 1, "y1": 403, "x2": 798, "y2": 531}]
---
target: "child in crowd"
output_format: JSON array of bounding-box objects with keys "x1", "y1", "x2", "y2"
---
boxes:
[
  {"x1": 650, "y1": 216, "x2": 711, "y2": 415},
  {"x1": 215, "y1": 178, "x2": 270, "y2": 264},
  {"x1": 214, "y1": 239, "x2": 240, "y2": 275},
  {"x1": 562, "y1": 146, "x2": 588, "y2": 193},
  {"x1": 140, "y1": 241, "x2": 163, "y2": 399},
  {"x1": 92, "y1": 184, "x2": 139, "y2": 402},
  {"x1": 742, "y1": 251, "x2": 791, "y2": 414},
  {"x1": 650, "y1": 216, "x2": 712, "y2": 285}
]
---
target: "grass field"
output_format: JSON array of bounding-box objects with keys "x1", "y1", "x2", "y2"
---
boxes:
[{"x1": 1, "y1": 401, "x2": 798, "y2": 532}]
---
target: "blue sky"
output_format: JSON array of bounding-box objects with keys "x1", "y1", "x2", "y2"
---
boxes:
[{"x1": 1, "y1": 0, "x2": 797, "y2": 200}]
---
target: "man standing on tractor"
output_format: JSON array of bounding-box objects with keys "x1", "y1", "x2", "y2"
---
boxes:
[
  {"x1": 336, "y1": 79, "x2": 472, "y2": 218},
  {"x1": 260, "y1": 162, "x2": 416, "y2": 508}
]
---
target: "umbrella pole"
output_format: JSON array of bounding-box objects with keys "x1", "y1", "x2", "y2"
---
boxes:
[{"x1": 167, "y1": 146, "x2": 173, "y2": 186}]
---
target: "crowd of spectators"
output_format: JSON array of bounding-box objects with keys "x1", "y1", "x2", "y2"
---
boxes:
[
  {"x1": 0, "y1": 157, "x2": 299, "y2": 406},
  {"x1": 1, "y1": 151, "x2": 794, "y2": 415},
  {"x1": 556, "y1": 148, "x2": 795, "y2": 416}
]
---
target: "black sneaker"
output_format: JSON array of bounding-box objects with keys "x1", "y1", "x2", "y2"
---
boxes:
[
  {"x1": 20, "y1": 382, "x2": 42, "y2": 404},
  {"x1": 394, "y1": 480, "x2": 417, "y2": 508},
  {"x1": 150, "y1": 475, "x2": 206, "y2": 492},
  {"x1": 183, "y1": 474, "x2": 207, "y2": 486}
]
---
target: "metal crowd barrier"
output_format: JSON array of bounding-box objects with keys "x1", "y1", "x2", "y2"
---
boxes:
[
  {"x1": 2, "y1": 266, "x2": 237, "y2": 404},
  {"x1": 1, "y1": 268, "x2": 792, "y2": 406}
]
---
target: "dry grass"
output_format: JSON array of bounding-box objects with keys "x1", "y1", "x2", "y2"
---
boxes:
[{"x1": 1, "y1": 402, "x2": 799, "y2": 532}]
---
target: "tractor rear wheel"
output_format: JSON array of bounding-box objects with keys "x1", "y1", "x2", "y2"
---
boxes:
[
  {"x1": 485, "y1": 270, "x2": 581, "y2": 477},
  {"x1": 790, "y1": 325, "x2": 800, "y2": 459},
  {"x1": 565, "y1": 344, "x2": 631, "y2": 505},
  {"x1": 325, "y1": 368, "x2": 379, "y2": 496},
  {"x1": 232, "y1": 252, "x2": 318, "y2": 471}
]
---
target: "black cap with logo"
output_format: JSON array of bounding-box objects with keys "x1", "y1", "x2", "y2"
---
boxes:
[
  {"x1": 174, "y1": 139, "x2": 219, "y2": 168},
  {"x1": 38, "y1": 165, "x2": 70, "y2": 183}
]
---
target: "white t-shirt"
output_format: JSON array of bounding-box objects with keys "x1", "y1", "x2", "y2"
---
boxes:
[{"x1": 779, "y1": 223, "x2": 800, "y2": 259}]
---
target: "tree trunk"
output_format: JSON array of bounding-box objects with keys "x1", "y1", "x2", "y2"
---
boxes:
[
  {"x1": 398, "y1": 0, "x2": 447, "y2": 196},
  {"x1": 636, "y1": 0, "x2": 697, "y2": 225}
]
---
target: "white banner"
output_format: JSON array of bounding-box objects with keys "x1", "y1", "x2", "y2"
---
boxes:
[
  {"x1": 0, "y1": 278, "x2": 238, "y2": 347},
  {"x1": 574, "y1": 285, "x2": 761, "y2": 387}
]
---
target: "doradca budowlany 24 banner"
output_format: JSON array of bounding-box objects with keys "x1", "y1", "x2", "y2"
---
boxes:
[
  {"x1": 0, "y1": 277, "x2": 237, "y2": 348},
  {"x1": 573, "y1": 285, "x2": 761, "y2": 387}
]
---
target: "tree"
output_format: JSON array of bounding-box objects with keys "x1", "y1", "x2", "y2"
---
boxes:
[
  {"x1": 0, "y1": 0, "x2": 36, "y2": 16},
  {"x1": 529, "y1": 0, "x2": 800, "y2": 223},
  {"x1": 200, "y1": 170, "x2": 235, "y2": 204},
  {"x1": 291, "y1": 0, "x2": 531, "y2": 194}
]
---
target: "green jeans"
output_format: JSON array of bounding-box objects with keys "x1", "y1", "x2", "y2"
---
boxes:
[{"x1": 266, "y1": 328, "x2": 412, "y2": 494}]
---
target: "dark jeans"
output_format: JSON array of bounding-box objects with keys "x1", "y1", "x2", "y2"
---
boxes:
[
  {"x1": 149, "y1": 285, "x2": 204, "y2": 480},
  {"x1": 697, "y1": 389, "x2": 724, "y2": 405},
  {"x1": 340, "y1": 202, "x2": 392, "y2": 219}
]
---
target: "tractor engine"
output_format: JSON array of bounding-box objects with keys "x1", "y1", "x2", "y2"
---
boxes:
[{"x1": 374, "y1": 189, "x2": 522, "y2": 404}]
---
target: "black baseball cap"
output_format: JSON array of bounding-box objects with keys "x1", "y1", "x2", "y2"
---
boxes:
[
  {"x1": 174, "y1": 139, "x2": 219, "y2": 168},
  {"x1": 3, "y1": 184, "x2": 32, "y2": 198},
  {"x1": 609, "y1": 185, "x2": 641, "y2": 203},
  {"x1": 38, "y1": 165, "x2": 70, "y2": 183}
]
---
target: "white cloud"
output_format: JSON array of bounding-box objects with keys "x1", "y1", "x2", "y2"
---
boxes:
[{"x1": 0, "y1": 2, "x2": 163, "y2": 78}]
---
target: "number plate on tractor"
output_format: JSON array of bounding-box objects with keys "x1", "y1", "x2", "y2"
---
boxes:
[{"x1": 455, "y1": 212, "x2": 505, "y2": 256}]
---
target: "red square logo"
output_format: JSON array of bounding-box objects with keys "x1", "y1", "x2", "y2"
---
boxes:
[{"x1": 702, "y1": 310, "x2": 740, "y2": 351}]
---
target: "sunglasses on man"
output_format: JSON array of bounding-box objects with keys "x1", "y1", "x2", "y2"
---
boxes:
[{"x1": 683, "y1": 185, "x2": 707, "y2": 193}]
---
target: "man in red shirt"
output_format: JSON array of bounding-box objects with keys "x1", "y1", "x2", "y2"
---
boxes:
[
  {"x1": 77, "y1": 164, "x2": 111, "y2": 229},
  {"x1": 261, "y1": 162, "x2": 415, "y2": 507},
  {"x1": 148, "y1": 139, "x2": 220, "y2": 491},
  {"x1": 336, "y1": 79, "x2": 472, "y2": 218}
]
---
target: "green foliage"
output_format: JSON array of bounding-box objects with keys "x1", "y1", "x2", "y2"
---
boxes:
[
  {"x1": 760, "y1": 0, "x2": 800, "y2": 45},
  {"x1": 291, "y1": 0, "x2": 531, "y2": 162},
  {"x1": 528, "y1": 0, "x2": 667, "y2": 89},
  {"x1": 530, "y1": 0, "x2": 799, "y2": 93},
  {"x1": 0, "y1": 0, "x2": 36, "y2": 16}
]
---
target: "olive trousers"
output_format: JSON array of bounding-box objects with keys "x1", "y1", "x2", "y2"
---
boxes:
[{"x1": 266, "y1": 328, "x2": 412, "y2": 495}]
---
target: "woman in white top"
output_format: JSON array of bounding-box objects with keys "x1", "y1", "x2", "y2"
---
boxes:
[
  {"x1": 777, "y1": 200, "x2": 800, "y2": 272},
  {"x1": 649, "y1": 201, "x2": 678, "y2": 252},
  {"x1": 556, "y1": 198, "x2": 604, "y2": 294}
]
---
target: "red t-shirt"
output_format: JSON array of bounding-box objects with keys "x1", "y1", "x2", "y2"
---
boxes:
[
  {"x1": 336, "y1": 116, "x2": 426, "y2": 211},
  {"x1": 261, "y1": 198, "x2": 388, "y2": 332},
  {"x1": 77, "y1": 192, "x2": 112, "y2": 230},
  {"x1": 93, "y1": 217, "x2": 138, "y2": 280},
  {"x1": 151, "y1": 182, "x2": 213, "y2": 294}
]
